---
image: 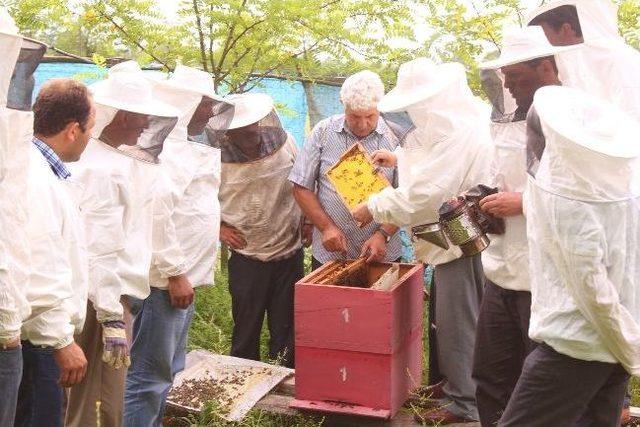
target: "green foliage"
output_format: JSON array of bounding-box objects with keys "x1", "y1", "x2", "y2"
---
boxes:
[{"x1": 8, "y1": 0, "x2": 640, "y2": 96}]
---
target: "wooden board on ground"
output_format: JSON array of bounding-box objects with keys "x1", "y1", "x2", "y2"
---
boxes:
[{"x1": 256, "y1": 376, "x2": 480, "y2": 427}]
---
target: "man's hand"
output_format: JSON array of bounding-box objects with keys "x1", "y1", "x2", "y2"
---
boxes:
[
  {"x1": 371, "y1": 149, "x2": 397, "y2": 168},
  {"x1": 220, "y1": 224, "x2": 247, "y2": 250},
  {"x1": 53, "y1": 341, "x2": 87, "y2": 387},
  {"x1": 321, "y1": 225, "x2": 348, "y2": 254},
  {"x1": 351, "y1": 202, "x2": 374, "y2": 227},
  {"x1": 101, "y1": 320, "x2": 130, "y2": 370},
  {"x1": 360, "y1": 232, "x2": 387, "y2": 263},
  {"x1": 168, "y1": 274, "x2": 194, "y2": 309},
  {"x1": 301, "y1": 223, "x2": 313, "y2": 247},
  {"x1": 479, "y1": 192, "x2": 523, "y2": 218}
]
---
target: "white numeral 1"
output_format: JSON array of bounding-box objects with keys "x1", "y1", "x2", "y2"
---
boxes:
[
  {"x1": 341, "y1": 308, "x2": 350, "y2": 323},
  {"x1": 340, "y1": 366, "x2": 348, "y2": 382}
]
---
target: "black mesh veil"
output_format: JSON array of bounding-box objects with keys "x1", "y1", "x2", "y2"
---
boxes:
[
  {"x1": 380, "y1": 111, "x2": 415, "y2": 146},
  {"x1": 206, "y1": 109, "x2": 288, "y2": 163},
  {"x1": 7, "y1": 37, "x2": 46, "y2": 111},
  {"x1": 189, "y1": 98, "x2": 235, "y2": 147},
  {"x1": 97, "y1": 108, "x2": 178, "y2": 164}
]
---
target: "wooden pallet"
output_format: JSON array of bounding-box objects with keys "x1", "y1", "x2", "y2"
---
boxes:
[{"x1": 254, "y1": 376, "x2": 480, "y2": 427}]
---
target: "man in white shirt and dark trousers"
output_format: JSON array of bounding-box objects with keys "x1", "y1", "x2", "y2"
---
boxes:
[
  {"x1": 472, "y1": 27, "x2": 566, "y2": 427},
  {"x1": 498, "y1": 86, "x2": 640, "y2": 427},
  {"x1": 17, "y1": 78, "x2": 95, "y2": 427}
]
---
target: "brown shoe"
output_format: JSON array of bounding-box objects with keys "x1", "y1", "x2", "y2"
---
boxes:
[
  {"x1": 620, "y1": 407, "x2": 631, "y2": 426},
  {"x1": 414, "y1": 407, "x2": 474, "y2": 425}
]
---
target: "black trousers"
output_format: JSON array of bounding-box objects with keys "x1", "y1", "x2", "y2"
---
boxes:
[
  {"x1": 472, "y1": 280, "x2": 535, "y2": 427},
  {"x1": 498, "y1": 344, "x2": 629, "y2": 427},
  {"x1": 228, "y1": 249, "x2": 304, "y2": 368}
]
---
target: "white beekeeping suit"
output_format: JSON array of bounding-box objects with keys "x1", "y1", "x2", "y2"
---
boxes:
[
  {"x1": 526, "y1": 85, "x2": 640, "y2": 375},
  {"x1": 69, "y1": 73, "x2": 179, "y2": 325},
  {"x1": 478, "y1": 27, "x2": 574, "y2": 291},
  {"x1": 149, "y1": 65, "x2": 234, "y2": 288},
  {"x1": 0, "y1": 8, "x2": 29, "y2": 346},
  {"x1": 0, "y1": 8, "x2": 88, "y2": 355},
  {"x1": 527, "y1": 0, "x2": 640, "y2": 119},
  {"x1": 218, "y1": 93, "x2": 302, "y2": 262},
  {"x1": 367, "y1": 57, "x2": 493, "y2": 266}
]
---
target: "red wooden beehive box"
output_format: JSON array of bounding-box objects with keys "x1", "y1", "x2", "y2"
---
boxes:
[{"x1": 290, "y1": 260, "x2": 424, "y2": 419}]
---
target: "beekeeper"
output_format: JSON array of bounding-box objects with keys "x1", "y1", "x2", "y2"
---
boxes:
[
  {"x1": 527, "y1": 0, "x2": 640, "y2": 119},
  {"x1": 218, "y1": 93, "x2": 302, "y2": 368},
  {"x1": 17, "y1": 76, "x2": 94, "y2": 425},
  {"x1": 499, "y1": 85, "x2": 640, "y2": 426},
  {"x1": 65, "y1": 71, "x2": 179, "y2": 427},
  {"x1": 0, "y1": 11, "x2": 33, "y2": 424},
  {"x1": 0, "y1": 12, "x2": 89, "y2": 426},
  {"x1": 471, "y1": 27, "x2": 573, "y2": 427},
  {"x1": 289, "y1": 70, "x2": 402, "y2": 269},
  {"x1": 124, "y1": 65, "x2": 234, "y2": 426},
  {"x1": 351, "y1": 57, "x2": 492, "y2": 425}
]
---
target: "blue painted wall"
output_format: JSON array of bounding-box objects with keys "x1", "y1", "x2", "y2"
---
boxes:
[{"x1": 34, "y1": 63, "x2": 342, "y2": 147}]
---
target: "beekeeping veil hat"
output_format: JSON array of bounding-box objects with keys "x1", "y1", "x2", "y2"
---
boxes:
[
  {"x1": 379, "y1": 57, "x2": 487, "y2": 150},
  {"x1": 529, "y1": 85, "x2": 640, "y2": 201},
  {"x1": 157, "y1": 65, "x2": 234, "y2": 145},
  {"x1": 0, "y1": 9, "x2": 46, "y2": 111},
  {"x1": 90, "y1": 73, "x2": 179, "y2": 163},
  {"x1": 526, "y1": 0, "x2": 619, "y2": 45},
  {"x1": 211, "y1": 92, "x2": 286, "y2": 163},
  {"x1": 480, "y1": 26, "x2": 576, "y2": 123},
  {"x1": 526, "y1": 0, "x2": 640, "y2": 120},
  {"x1": 368, "y1": 57, "x2": 493, "y2": 265}
]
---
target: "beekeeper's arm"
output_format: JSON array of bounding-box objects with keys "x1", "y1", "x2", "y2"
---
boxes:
[
  {"x1": 558, "y1": 204, "x2": 640, "y2": 375},
  {"x1": 151, "y1": 167, "x2": 191, "y2": 308},
  {"x1": 367, "y1": 139, "x2": 491, "y2": 226},
  {"x1": 0, "y1": 247, "x2": 20, "y2": 346},
  {"x1": 81, "y1": 170, "x2": 135, "y2": 369},
  {"x1": 0, "y1": 210, "x2": 19, "y2": 345},
  {"x1": 81, "y1": 171, "x2": 128, "y2": 323},
  {"x1": 289, "y1": 122, "x2": 347, "y2": 253}
]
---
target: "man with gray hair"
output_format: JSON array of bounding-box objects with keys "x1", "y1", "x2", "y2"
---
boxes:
[{"x1": 289, "y1": 70, "x2": 402, "y2": 268}]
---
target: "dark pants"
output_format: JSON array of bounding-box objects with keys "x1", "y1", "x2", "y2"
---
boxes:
[
  {"x1": 428, "y1": 270, "x2": 443, "y2": 385},
  {"x1": 0, "y1": 347, "x2": 22, "y2": 426},
  {"x1": 472, "y1": 280, "x2": 535, "y2": 427},
  {"x1": 432, "y1": 255, "x2": 484, "y2": 420},
  {"x1": 498, "y1": 344, "x2": 629, "y2": 427},
  {"x1": 229, "y1": 249, "x2": 304, "y2": 368},
  {"x1": 15, "y1": 342, "x2": 63, "y2": 427}
]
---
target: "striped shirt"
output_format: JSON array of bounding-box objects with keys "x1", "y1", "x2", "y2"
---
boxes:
[
  {"x1": 32, "y1": 137, "x2": 71, "y2": 180},
  {"x1": 288, "y1": 114, "x2": 402, "y2": 263}
]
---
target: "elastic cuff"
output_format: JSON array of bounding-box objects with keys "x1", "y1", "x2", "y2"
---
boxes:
[
  {"x1": 52, "y1": 335, "x2": 74, "y2": 350},
  {"x1": 96, "y1": 310, "x2": 124, "y2": 324},
  {"x1": 159, "y1": 262, "x2": 188, "y2": 279}
]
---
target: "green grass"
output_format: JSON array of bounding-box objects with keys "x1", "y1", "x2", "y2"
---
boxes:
[{"x1": 184, "y1": 252, "x2": 639, "y2": 425}]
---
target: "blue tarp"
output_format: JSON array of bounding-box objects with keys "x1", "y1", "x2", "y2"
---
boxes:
[
  {"x1": 33, "y1": 63, "x2": 342, "y2": 147},
  {"x1": 34, "y1": 63, "x2": 415, "y2": 261}
]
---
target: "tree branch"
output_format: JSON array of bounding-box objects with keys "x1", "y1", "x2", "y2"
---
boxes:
[
  {"x1": 94, "y1": 5, "x2": 171, "y2": 70},
  {"x1": 192, "y1": 0, "x2": 209, "y2": 71}
]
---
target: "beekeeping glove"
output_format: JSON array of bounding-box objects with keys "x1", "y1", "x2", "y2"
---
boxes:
[{"x1": 101, "y1": 320, "x2": 130, "y2": 369}]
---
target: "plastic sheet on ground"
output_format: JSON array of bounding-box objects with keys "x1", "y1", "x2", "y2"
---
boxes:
[{"x1": 166, "y1": 350, "x2": 294, "y2": 421}]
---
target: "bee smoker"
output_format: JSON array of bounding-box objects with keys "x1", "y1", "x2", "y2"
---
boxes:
[{"x1": 411, "y1": 185, "x2": 504, "y2": 257}]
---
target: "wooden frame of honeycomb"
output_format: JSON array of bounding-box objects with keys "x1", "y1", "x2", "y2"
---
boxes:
[{"x1": 326, "y1": 142, "x2": 391, "y2": 212}]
